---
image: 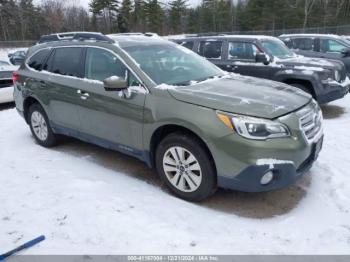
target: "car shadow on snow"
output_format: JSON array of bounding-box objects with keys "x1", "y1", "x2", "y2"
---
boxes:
[
  {"x1": 53, "y1": 136, "x2": 160, "y2": 186},
  {"x1": 321, "y1": 104, "x2": 346, "y2": 119},
  {"x1": 0, "y1": 102, "x2": 15, "y2": 111},
  {"x1": 52, "y1": 136, "x2": 311, "y2": 219},
  {"x1": 199, "y1": 176, "x2": 310, "y2": 219}
]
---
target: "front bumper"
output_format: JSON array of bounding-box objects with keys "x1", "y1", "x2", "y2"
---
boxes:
[
  {"x1": 217, "y1": 136, "x2": 322, "y2": 192},
  {"x1": 316, "y1": 80, "x2": 349, "y2": 104}
]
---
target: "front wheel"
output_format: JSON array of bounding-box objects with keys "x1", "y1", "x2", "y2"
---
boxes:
[{"x1": 155, "y1": 132, "x2": 217, "y2": 201}]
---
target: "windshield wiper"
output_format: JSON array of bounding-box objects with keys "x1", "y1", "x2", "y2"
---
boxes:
[{"x1": 172, "y1": 75, "x2": 223, "y2": 86}]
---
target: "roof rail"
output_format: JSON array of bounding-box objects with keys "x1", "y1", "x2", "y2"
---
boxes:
[
  {"x1": 108, "y1": 32, "x2": 159, "y2": 37},
  {"x1": 187, "y1": 32, "x2": 228, "y2": 37},
  {"x1": 37, "y1": 32, "x2": 115, "y2": 44},
  {"x1": 166, "y1": 33, "x2": 228, "y2": 39}
]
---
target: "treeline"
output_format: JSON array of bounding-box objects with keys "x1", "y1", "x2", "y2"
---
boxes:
[{"x1": 1, "y1": 0, "x2": 350, "y2": 41}]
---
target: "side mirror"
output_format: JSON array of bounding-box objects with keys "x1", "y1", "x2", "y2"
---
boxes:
[
  {"x1": 103, "y1": 76, "x2": 128, "y2": 91},
  {"x1": 8, "y1": 54, "x2": 13, "y2": 58},
  {"x1": 255, "y1": 53, "x2": 270, "y2": 65},
  {"x1": 341, "y1": 48, "x2": 350, "y2": 57}
]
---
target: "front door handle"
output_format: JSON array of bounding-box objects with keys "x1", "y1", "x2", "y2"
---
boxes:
[
  {"x1": 228, "y1": 65, "x2": 238, "y2": 71},
  {"x1": 77, "y1": 89, "x2": 90, "y2": 100}
]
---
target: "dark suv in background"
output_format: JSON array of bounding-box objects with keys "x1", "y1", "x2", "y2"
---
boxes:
[
  {"x1": 280, "y1": 34, "x2": 350, "y2": 76},
  {"x1": 171, "y1": 35, "x2": 349, "y2": 104}
]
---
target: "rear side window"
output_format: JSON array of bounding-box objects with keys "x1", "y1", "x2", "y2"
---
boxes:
[
  {"x1": 292, "y1": 38, "x2": 314, "y2": 51},
  {"x1": 198, "y1": 41, "x2": 222, "y2": 59},
  {"x1": 228, "y1": 42, "x2": 259, "y2": 60},
  {"x1": 178, "y1": 41, "x2": 194, "y2": 50},
  {"x1": 84, "y1": 48, "x2": 127, "y2": 82},
  {"x1": 27, "y1": 49, "x2": 51, "y2": 71},
  {"x1": 49, "y1": 47, "x2": 83, "y2": 77}
]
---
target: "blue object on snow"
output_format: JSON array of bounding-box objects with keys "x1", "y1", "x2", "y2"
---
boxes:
[{"x1": 0, "y1": 235, "x2": 45, "y2": 261}]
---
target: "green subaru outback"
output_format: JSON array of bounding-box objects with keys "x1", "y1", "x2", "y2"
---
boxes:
[{"x1": 13, "y1": 32, "x2": 323, "y2": 201}]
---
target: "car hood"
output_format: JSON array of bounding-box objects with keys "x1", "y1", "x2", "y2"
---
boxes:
[
  {"x1": 276, "y1": 56, "x2": 344, "y2": 71},
  {"x1": 167, "y1": 75, "x2": 311, "y2": 119}
]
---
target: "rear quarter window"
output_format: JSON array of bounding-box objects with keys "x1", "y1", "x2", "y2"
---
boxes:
[{"x1": 27, "y1": 49, "x2": 51, "y2": 71}]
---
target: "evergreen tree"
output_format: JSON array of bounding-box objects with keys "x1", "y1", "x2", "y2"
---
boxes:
[
  {"x1": 168, "y1": 0, "x2": 188, "y2": 34},
  {"x1": 132, "y1": 0, "x2": 146, "y2": 32},
  {"x1": 89, "y1": 0, "x2": 119, "y2": 33},
  {"x1": 118, "y1": 0, "x2": 133, "y2": 32},
  {"x1": 144, "y1": 0, "x2": 164, "y2": 34}
]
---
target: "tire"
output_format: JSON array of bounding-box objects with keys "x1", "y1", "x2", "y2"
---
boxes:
[
  {"x1": 28, "y1": 103, "x2": 58, "y2": 147},
  {"x1": 155, "y1": 132, "x2": 217, "y2": 202}
]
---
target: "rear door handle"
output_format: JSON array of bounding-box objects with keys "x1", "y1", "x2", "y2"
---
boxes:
[
  {"x1": 39, "y1": 80, "x2": 46, "y2": 88},
  {"x1": 77, "y1": 89, "x2": 90, "y2": 100}
]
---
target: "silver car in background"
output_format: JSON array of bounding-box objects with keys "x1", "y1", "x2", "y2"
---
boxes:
[{"x1": 0, "y1": 60, "x2": 17, "y2": 103}]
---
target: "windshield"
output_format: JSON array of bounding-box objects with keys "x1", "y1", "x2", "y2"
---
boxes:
[
  {"x1": 121, "y1": 43, "x2": 224, "y2": 85},
  {"x1": 261, "y1": 40, "x2": 295, "y2": 59}
]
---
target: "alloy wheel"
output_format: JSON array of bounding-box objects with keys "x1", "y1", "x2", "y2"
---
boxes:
[
  {"x1": 162, "y1": 146, "x2": 202, "y2": 192},
  {"x1": 31, "y1": 111, "x2": 48, "y2": 141}
]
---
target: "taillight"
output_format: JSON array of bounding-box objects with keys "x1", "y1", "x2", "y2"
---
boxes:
[{"x1": 12, "y1": 71, "x2": 19, "y2": 83}]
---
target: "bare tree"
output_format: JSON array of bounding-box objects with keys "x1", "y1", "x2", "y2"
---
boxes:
[{"x1": 303, "y1": 0, "x2": 316, "y2": 30}]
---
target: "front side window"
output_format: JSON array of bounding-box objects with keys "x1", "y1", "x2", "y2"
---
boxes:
[
  {"x1": 128, "y1": 73, "x2": 141, "y2": 87},
  {"x1": 85, "y1": 48, "x2": 127, "y2": 82},
  {"x1": 178, "y1": 41, "x2": 194, "y2": 50},
  {"x1": 198, "y1": 41, "x2": 223, "y2": 59},
  {"x1": 121, "y1": 43, "x2": 223, "y2": 86},
  {"x1": 261, "y1": 40, "x2": 295, "y2": 59},
  {"x1": 292, "y1": 38, "x2": 314, "y2": 51},
  {"x1": 228, "y1": 42, "x2": 259, "y2": 60},
  {"x1": 27, "y1": 49, "x2": 51, "y2": 71},
  {"x1": 320, "y1": 39, "x2": 348, "y2": 53},
  {"x1": 49, "y1": 47, "x2": 83, "y2": 77}
]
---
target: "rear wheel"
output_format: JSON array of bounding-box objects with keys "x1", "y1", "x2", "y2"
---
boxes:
[
  {"x1": 28, "y1": 103, "x2": 58, "y2": 147},
  {"x1": 155, "y1": 132, "x2": 217, "y2": 201}
]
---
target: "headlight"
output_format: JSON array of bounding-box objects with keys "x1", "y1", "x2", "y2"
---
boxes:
[
  {"x1": 319, "y1": 69, "x2": 341, "y2": 82},
  {"x1": 334, "y1": 70, "x2": 341, "y2": 82},
  {"x1": 217, "y1": 113, "x2": 290, "y2": 140},
  {"x1": 319, "y1": 69, "x2": 334, "y2": 81}
]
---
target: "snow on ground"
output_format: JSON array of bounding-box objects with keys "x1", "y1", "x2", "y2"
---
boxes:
[{"x1": 0, "y1": 96, "x2": 350, "y2": 255}]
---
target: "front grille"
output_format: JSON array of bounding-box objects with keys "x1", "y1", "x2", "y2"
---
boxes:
[
  {"x1": 299, "y1": 102, "x2": 323, "y2": 143},
  {"x1": 0, "y1": 79, "x2": 13, "y2": 89}
]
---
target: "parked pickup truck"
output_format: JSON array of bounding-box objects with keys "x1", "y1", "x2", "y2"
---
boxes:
[
  {"x1": 279, "y1": 34, "x2": 350, "y2": 77},
  {"x1": 171, "y1": 35, "x2": 350, "y2": 104}
]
